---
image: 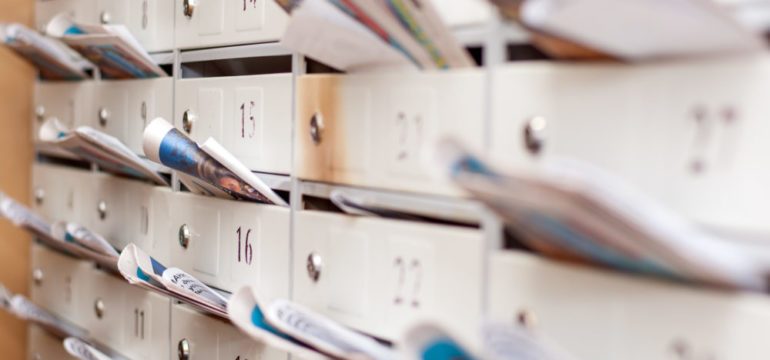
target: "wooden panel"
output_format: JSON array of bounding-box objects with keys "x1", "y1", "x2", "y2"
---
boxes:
[{"x1": 0, "y1": 0, "x2": 35, "y2": 359}]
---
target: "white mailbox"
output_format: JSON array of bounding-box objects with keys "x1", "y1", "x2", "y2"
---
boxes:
[
  {"x1": 295, "y1": 71, "x2": 485, "y2": 196},
  {"x1": 170, "y1": 304, "x2": 285, "y2": 360},
  {"x1": 175, "y1": 74, "x2": 293, "y2": 174},
  {"x1": 490, "y1": 57, "x2": 770, "y2": 237},
  {"x1": 163, "y1": 191, "x2": 290, "y2": 297},
  {"x1": 30, "y1": 245, "x2": 92, "y2": 329},
  {"x1": 489, "y1": 251, "x2": 770, "y2": 360},
  {"x1": 91, "y1": 78, "x2": 173, "y2": 155},
  {"x1": 33, "y1": 81, "x2": 93, "y2": 146},
  {"x1": 293, "y1": 210, "x2": 484, "y2": 341},
  {"x1": 173, "y1": 0, "x2": 289, "y2": 49},
  {"x1": 28, "y1": 325, "x2": 77, "y2": 360},
  {"x1": 32, "y1": 164, "x2": 93, "y2": 226}
]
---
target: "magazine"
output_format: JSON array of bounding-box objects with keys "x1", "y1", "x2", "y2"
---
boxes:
[
  {"x1": 227, "y1": 287, "x2": 326, "y2": 359},
  {"x1": 117, "y1": 244, "x2": 229, "y2": 318},
  {"x1": 0, "y1": 22, "x2": 89, "y2": 80},
  {"x1": 143, "y1": 117, "x2": 286, "y2": 205},
  {"x1": 63, "y1": 337, "x2": 113, "y2": 360},
  {"x1": 437, "y1": 138, "x2": 770, "y2": 291},
  {"x1": 45, "y1": 13, "x2": 165, "y2": 79},
  {"x1": 39, "y1": 118, "x2": 168, "y2": 185}
]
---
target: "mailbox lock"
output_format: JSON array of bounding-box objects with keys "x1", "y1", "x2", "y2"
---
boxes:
[
  {"x1": 523, "y1": 116, "x2": 547, "y2": 155},
  {"x1": 35, "y1": 105, "x2": 45, "y2": 122},
  {"x1": 97, "y1": 200, "x2": 108, "y2": 220},
  {"x1": 34, "y1": 188, "x2": 45, "y2": 205},
  {"x1": 183, "y1": 0, "x2": 197, "y2": 18},
  {"x1": 309, "y1": 112, "x2": 324, "y2": 145},
  {"x1": 99, "y1": 11, "x2": 111, "y2": 24},
  {"x1": 178, "y1": 224, "x2": 191, "y2": 249},
  {"x1": 182, "y1": 110, "x2": 196, "y2": 134},
  {"x1": 98, "y1": 107, "x2": 110, "y2": 127},
  {"x1": 94, "y1": 298, "x2": 105, "y2": 319},
  {"x1": 178, "y1": 338, "x2": 191, "y2": 360},
  {"x1": 306, "y1": 252, "x2": 323, "y2": 282},
  {"x1": 515, "y1": 309, "x2": 537, "y2": 330},
  {"x1": 32, "y1": 268, "x2": 43, "y2": 286}
]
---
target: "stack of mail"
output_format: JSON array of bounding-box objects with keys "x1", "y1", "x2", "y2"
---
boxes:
[
  {"x1": 45, "y1": 13, "x2": 165, "y2": 79},
  {"x1": 438, "y1": 138, "x2": 770, "y2": 291},
  {"x1": 0, "y1": 23, "x2": 89, "y2": 80},
  {"x1": 228, "y1": 286, "x2": 395, "y2": 359},
  {"x1": 488, "y1": 0, "x2": 768, "y2": 61},
  {"x1": 118, "y1": 244, "x2": 230, "y2": 318},
  {"x1": 0, "y1": 192, "x2": 120, "y2": 271},
  {"x1": 277, "y1": 0, "x2": 475, "y2": 72}
]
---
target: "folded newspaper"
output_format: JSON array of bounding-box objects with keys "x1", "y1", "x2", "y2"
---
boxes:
[
  {"x1": 481, "y1": 322, "x2": 577, "y2": 360},
  {"x1": 0, "y1": 23, "x2": 89, "y2": 80},
  {"x1": 64, "y1": 337, "x2": 113, "y2": 360},
  {"x1": 0, "y1": 283, "x2": 124, "y2": 359},
  {"x1": 0, "y1": 284, "x2": 10, "y2": 310},
  {"x1": 0, "y1": 192, "x2": 119, "y2": 270},
  {"x1": 280, "y1": 0, "x2": 414, "y2": 72},
  {"x1": 438, "y1": 138, "x2": 770, "y2": 291},
  {"x1": 51, "y1": 221, "x2": 120, "y2": 257},
  {"x1": 268, "y1": 299, "x2": 395, "y2": 359},
  {"x1": 45, "y1": 13, "x2": 165, "y2": 79},
  {"x1": 227, "y1": 288, "x2": 327, "y2": 359},
  {"x1": 9, "y1": 294, "x2": 87, "y2": 339},
  {"x1": 401, "y1": 323, "x2": 479, "y2": 360},
  {"x1": 488, "y1": 0, "x2": 765, "y2": 61},
  {"x1": 118, "y1": 243, "x2": 229, "y2": 318},
  {"x1": 143, "y1": 117, "x2": 287, "y2": 205},
  {"x1": 49, "y1": 221, "x2": 120, "y2": 271},
  {"x1": 330, "y1": 189, "x2": 476, "y2": 225},
  {"x1": 279, "y1": 0, "x2": 474, "y2": 71},
  {"x1": 39, "y1": 118, "x2": 168, "y2": 186},
  {"x1": 401, "y1": 322, "x2": 576, "y2": 360},
  {"x1": 229, "y1": 285, "x2": 395, "y2": 359}
]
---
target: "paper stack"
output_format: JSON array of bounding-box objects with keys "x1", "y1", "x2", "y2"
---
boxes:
[
  {"x1": 400, "y1": 322, "x2": 576, "y2": 360},
  {"x1": 45, "y1": 13, "x2": 165, "y2": 79},
  {"x1": 488, "y1": 0, "x2": 768, "y2": 61},
  {"x1": 438, "y1": 138, "x2": 770, "y2": 291},
  {"x1": 228, "y1": 286, "x2": 395, "y2": 359},
  {"x1": 39, "y1": 118, "x2": 168, "y2": 186},
  {"x1": 118, "y1": 244, "x2": 230, "y2": 318},
  {"x1": 278, "y1": 0, "x2": 475, "y2": 72},
  {"x1": 0, "y1": 192, "x2": 120, "y2": 271},
  {"x1": 0, "y1": 23, "x2": 89, "y2": 80},
  {"x1": 143, "y1": 117, "x2": 286, "y2": 205}
]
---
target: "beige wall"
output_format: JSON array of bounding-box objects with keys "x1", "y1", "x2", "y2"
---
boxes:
[{"x1": 0, "y1": 0, "x2": 36, "y2": 358}]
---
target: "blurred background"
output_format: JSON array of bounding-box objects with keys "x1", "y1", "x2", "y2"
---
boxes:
[{"x1": 0, "y1": 0, "x2": 33, "y2": 358}]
